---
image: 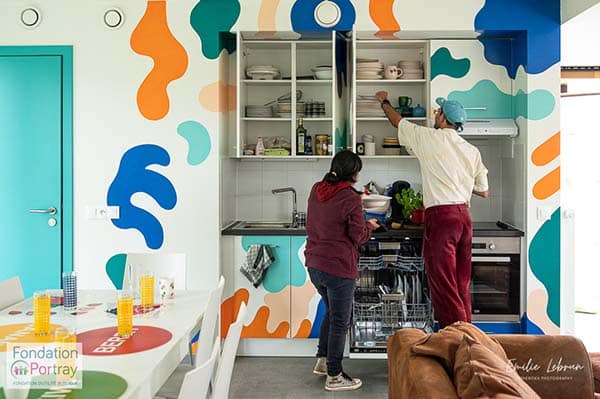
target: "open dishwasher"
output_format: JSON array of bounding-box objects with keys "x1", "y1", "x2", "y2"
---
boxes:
[{"x1": 350, "y1": 237, "x2": 434, "y2": 358}]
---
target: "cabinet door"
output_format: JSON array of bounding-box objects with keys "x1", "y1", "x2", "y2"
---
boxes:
[
  {"x1": 430, "y1": 40, "x2": 513, "y2": 119},
  {"x1": 222, "y1": 235, "x2": 292, "y2": 338},
  {"x1": 290, "y1": 236, "x2": 325, "y2": 339}
]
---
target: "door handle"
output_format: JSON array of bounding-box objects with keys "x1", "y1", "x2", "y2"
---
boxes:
[{"x1": 29, "y1": 207, "x2": 57, "y2": 215}]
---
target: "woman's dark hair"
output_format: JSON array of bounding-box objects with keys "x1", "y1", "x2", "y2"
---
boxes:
[{"x1": 324, "y1": 150, "x2": 362, "y2": 183}]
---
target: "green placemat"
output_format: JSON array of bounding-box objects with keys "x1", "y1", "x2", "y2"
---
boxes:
[{"x1": 1, "y1": 370, "x2": 127, "y2": 399}]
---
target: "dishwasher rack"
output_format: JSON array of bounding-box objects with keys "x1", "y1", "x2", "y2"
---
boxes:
[{"x1": 351, "y1": 239, "x2": 434, "y2": 354}]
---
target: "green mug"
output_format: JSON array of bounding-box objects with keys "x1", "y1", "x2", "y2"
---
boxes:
[{"x1": 398, "y1": 96, "x2": 412, "y2": 107}]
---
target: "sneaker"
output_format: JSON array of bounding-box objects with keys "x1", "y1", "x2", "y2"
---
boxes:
[
  {"x1": 325, "y1": 371, "x2": 363, "y2": 391},
  {"x1": 313, "y1": 357, "x2": 327, "y2": 375}
]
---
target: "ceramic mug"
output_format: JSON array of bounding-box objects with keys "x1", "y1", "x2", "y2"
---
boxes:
[
  {"x1": 384, "y1": 65, "x2": 398, "y2": 80},
  {"x1": 365, "y1": 142, "x2": 376, "y2": 156},
  {"x1": 158, "y1": 277, "x2": 175, "y2": 300}
]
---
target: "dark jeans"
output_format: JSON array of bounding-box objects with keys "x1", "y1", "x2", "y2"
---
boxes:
[{"x1": 307, "y1": 267, "x2": 355, "y2": 376}]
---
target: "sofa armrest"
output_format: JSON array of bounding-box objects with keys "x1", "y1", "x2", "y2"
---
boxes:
[
  {"x1": 388, "y1": 329, "x2": 458, "y2": 399},
  {"x1": 495, "y1": 334, "x2": 595, "y2": 399}
]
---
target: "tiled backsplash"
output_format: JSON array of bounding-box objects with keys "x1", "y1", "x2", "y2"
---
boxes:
[{"x1": 230, "y1": 140, "x2": 511, "y2": 223}]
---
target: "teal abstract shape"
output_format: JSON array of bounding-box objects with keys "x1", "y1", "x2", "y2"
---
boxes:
[
  {"x1": 448, "y1": 80, "x2": 554, "y2": 120},
  {"x1": 242, "y1": 236, "x2": 290, "y2": 294},
  {"x1": 106, "y1": 253, "x2": 127, "y2": 289},
  {"x1": 430, "y1": 47, "x2": 471, "y2": 80},
  {"x1": 177, "y1": 120, "x2": 211, "y2": 165},
  {"x1": 190, "y1": 0, "x2": 240, "y2": 60},
  {"x1": 291, "y1": 236, "x2": 307, "y2": 287},
  {"x1": 528, "y1": 208, "x2": 561, "y2": 326}
]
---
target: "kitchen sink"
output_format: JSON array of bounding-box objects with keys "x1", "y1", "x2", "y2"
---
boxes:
[{"x1": 238, "y1": 221, "x2": 294, "y2": 229}]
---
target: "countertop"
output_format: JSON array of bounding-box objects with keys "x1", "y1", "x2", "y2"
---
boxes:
[{"x1": 221, "y1": 221, "x2": 524, "y2": 238}]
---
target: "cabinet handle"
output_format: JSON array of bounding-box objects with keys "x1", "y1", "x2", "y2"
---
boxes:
[{"x1": 464, "y1": 107, "x2": 487, "y2": 111}]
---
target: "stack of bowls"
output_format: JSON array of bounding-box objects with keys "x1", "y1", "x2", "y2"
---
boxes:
[
  {"x1": 397, "y1": 60, "x2": 424, "y2": 80},
  {"x1": 276, "y1": 101, "x2": 305, "y2": 118}
]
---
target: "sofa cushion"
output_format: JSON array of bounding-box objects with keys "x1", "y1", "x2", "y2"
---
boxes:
[
  {"x1": 412, "y1": 321, "x2": 507, "y2": 370},
  {"x1": 454, "y1": 336, "x2": 541, "y2": 399},
  {"x1": 590, "y1": 353, "x2": 600, "y2": 394}
]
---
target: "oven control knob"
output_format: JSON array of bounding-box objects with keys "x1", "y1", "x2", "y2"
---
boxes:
[{"x1": 488, "y1": 243, "x2": 496, "y2": 250}]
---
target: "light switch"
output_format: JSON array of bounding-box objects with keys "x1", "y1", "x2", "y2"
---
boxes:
[
  {"x1": 536, "y1": 206, "x2": 552, "y2": 221},
  {"x1": 86, "y1": 206, "x2": 120, "y2": 220}
]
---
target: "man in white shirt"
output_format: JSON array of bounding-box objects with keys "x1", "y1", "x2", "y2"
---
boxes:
[{"x1": 376, "y1": 91, "x2": 489, "y2": 327}]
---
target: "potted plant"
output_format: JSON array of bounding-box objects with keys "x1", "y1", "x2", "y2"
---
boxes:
[{"x1": 395, "y1": 188, "x2": 424, "y2": 224}]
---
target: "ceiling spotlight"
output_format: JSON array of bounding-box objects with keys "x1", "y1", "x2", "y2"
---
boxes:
[
  {"x1": 104, "y1": 8, "x2": 124, "y2": 29},
  {"x1": 21, "y1": 7, "x2": 41, "y2": 28}
]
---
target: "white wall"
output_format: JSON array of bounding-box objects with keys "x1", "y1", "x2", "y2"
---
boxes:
[{"x1": 561, "y1": 3, "x2": 600, "y2": 65}]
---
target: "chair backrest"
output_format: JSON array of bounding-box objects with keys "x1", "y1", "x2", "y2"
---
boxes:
[
  {"x1": 178, "y1": 336, "x2": 220, "y2": 399},
  {"x1": 195, "y1": 276, "x2": 225, "y2": 366},
  {"x1": 122, "y1": 253, "x2": 187, "y2": 294},
  {"x1": 0, "y1": 276, "x2": 24, "y2": 310},
  {"x1": 212, "y1": 302, "x2": 247, "y2": 399}
]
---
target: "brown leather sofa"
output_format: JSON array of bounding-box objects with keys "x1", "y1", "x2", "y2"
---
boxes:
[{"x1": 388, "y1": 328, "x2": 598, "y2": 399}]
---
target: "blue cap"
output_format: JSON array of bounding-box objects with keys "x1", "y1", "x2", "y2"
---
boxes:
[{"x1": 435, "y1": 97, "x2": 467, "y2": 125}]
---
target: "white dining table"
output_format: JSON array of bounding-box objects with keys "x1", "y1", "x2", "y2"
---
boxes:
[{"x1": 0, "y1": 289, "x2": 209, "y2": 398}]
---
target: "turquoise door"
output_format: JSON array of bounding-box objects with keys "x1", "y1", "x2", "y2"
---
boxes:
[{"x1": 0, "y1": 47, "x2": 73, "y2": 297}]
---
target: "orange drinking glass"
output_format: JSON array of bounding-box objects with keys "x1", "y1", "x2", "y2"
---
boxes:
[
  {"x1": 140, "y1": 272, "x2": 155, "y2": 311},
  {"x1": 117, "y1": 291, "x2": 133, "y2": 338},
  {"x1": 33, "y1": 291, "x2": 51, "y2": 335}
]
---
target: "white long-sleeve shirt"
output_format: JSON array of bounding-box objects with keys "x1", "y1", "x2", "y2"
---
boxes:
[{"x1": 397, "y1": 119, "x2": 489, "y2": 208}]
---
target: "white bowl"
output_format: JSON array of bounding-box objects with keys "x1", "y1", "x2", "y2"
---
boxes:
[
  {"x1": 361, "y1": 194, "x2": 391, "y2": 209},
  {"x1": 312, "y1": 68, "x2": 333, "y2": 80}
]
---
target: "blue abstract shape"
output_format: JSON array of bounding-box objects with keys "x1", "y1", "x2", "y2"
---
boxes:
[
  {"x1": 291, "y1": 0, "x2": 356, "y2": 32},
  {"x1": 528, "y1": 208, "x2": 561, "y2": 327},
  {"x1": 430, "y1": 47, "x2": 471, "y2": 80},
  {"x1": 190, "y1": 0, "x2": 240, "y2": 60},
  {"x1": 335, "y1": 32, "x2": 348, "y2": 98},
  {"x1": 521, "y1": 313, "x2": 545, "y2": 335},
  {"x1": 474, "y1": 0, "x2": 560, "y2": 78},
  {"x1": 242, "y1": 236, "x2": 291, "y2": 293},
  {"x1": 309, "y1": 299, "x2": 326, "y2": 338},
  {"x1": 107, "y1": 144, "x2": 177, "y2": 250},
  {"x1": 177, "y1": 120, "x2": 212, "y2": 165}
]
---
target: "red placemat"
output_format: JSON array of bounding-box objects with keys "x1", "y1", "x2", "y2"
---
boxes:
[{"x1": 77, "y1": 325, "x2": 172, "y2": 355}]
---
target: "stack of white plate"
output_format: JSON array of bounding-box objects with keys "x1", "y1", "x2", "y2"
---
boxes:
[
  {"x1": 357, "y1": 58, "x2": 383, "y2": 80},
  {"x1": 356, "y1": 98, "x2": 385, "y2": 117},
  {"x1": 246, "y1": 105, "x2": 273, "y2": 118},
  {"x1": 276, "y1": 101, "x2": 305, "y2": 118},
  {"x1": 397, "y1": 60, "x2": 424, "y2": 80},
  {"x1": 246, "y1": 65, "x2": 281, "y2": 80}
]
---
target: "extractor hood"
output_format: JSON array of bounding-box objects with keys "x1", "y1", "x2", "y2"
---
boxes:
[{"x1": 460, "y1": 119, "x2": 518, "y2": 138}]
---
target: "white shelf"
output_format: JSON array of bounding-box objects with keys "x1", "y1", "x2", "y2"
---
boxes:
[
  {"x1": 242, "y1": 117, "x2": 291, "y2": 121},
  {"x1": 242, "y1": 79, "x2": 291, "y2": 84},
  {"x1": 361, "y1": 155, "x2": 417, "y2": 159},
  {"x1": 296, "y1": 80, "x2": 332, "y2": 84},
  {"x1": 356, "y1": 117, "x2": 427, "y2": 121},
  {"x1": 239, "y1": 155, "x2": 332, "y2": 160},
  {"x1": 302, "y1": 117, "x2": 332, "y2": 121},
  {"x1": 356, "y1": 79, "x2": 427, "y2": 84}
]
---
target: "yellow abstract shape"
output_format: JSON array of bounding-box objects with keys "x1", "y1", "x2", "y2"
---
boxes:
[
  {"x1": 242, "y1": 306, "x2": 289, "y2": 338},
  {"x1": 533, "y1": 167, "x2": 560, "y2": 199},
  {"x1": 527, "y1": 289, "x2": 559, "y2": 334},
  {"x1": 257, "y1": 0, "x2": 280, "y2": 37},
  {"x1": 199, "y1": 81, "x2": 237, "y2": 112},
  {"x1": 130, "y1": 0, "x2": 189, "y2": 120},
  {"x1": 532, "y1": 131, "x2": 560, "y2": 166},
  {"x1": 370, "y1": 0, "x2": 400, "y2": 38}
]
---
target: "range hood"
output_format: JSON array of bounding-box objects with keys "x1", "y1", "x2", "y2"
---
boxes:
[{"x1": 460, "y1": 119, "x2": 518, "y2": 138}]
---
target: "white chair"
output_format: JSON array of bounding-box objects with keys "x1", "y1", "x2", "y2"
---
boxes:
[
  {"x1": 157, "y1": 276, "x2": 226, "y2": 399},
  {"x1": 178, "y1": 337, "x2": 220, "y2": 399},
  {"x1": 0, "y1": 276, "x2": 24, "y2": 310},
  {"x1": 122, "y1": 253, "x2": 187, "y2": 294},
  {"x1": 212, "y1": 302, "x2": 247, "y2": 399}
]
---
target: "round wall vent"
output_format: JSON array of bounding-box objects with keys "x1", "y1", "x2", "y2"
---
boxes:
[
  {"x1": 104, "y1": 8, "x2": 124, "y2": 29},
  {"x1": 20, "y1": 7, "x2": 41, "y2": 28},
  {"x1": 314, "y1": 0, "x2": 341, "y2": 28}
]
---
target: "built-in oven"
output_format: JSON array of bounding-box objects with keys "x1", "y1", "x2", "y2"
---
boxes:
[{"x1": 470, "y1": 236, "x2": 521, "y2": 321}]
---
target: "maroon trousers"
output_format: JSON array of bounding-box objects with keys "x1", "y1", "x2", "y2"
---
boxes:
[{"x1": 423, "y1": 204, "x2": 472, "y2": 328}]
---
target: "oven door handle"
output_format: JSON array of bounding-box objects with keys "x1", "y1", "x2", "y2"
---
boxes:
[{"x1": 472, "y1": 256, "x2": 512, "y2": 263}]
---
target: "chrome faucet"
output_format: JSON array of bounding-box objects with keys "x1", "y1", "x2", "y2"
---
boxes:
[{"x1": 272, "y1": 187, "x2": 299, "y2": 227}]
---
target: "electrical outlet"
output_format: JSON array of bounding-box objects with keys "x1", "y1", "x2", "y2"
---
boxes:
[{"x1": 86, "y1": 206, "x2": 120, "y2": 220}]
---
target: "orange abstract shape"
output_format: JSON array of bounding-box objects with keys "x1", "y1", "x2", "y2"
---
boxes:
[
  {"x1": 221, "y1": 288, "x2": 249, "y2": 338},
  {"x1": 130, "y1": 0, "x2": 189, "y2": 120},
  {"x1": 199, "y1": 81, "x2": 237, "y2": 112},
  {"x1": 257, "y1": 0, "x2": 280, "y2": 37},
  {"x1": 242, "y1": 306, "x2": 289, "y2": 338},
  {"x1": 533, "y1": 167, "x2": 560, "y2": 199},
  {"x1": 293, "y1": 319, "x2": 312, "y2": 338},
  {"x1": 370, "y1": 0, "x2": 400, "y2": 36},
  {"x1": 532, "y1": 131, "x2": 560, "y2": 166}
]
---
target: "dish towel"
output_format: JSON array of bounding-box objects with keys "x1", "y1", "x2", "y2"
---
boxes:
[{"x1": 240, "y1": 244, "x2": 275, "y2": 288}]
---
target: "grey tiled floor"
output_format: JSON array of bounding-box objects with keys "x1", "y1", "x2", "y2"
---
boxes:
[{"x1": 229, "y1": 357, "x2": 388, "y2": 398}]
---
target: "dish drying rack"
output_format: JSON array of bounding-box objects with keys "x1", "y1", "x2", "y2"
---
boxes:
[{"x1": 351, "y1": 241, "x2": 434, "y2": 356}]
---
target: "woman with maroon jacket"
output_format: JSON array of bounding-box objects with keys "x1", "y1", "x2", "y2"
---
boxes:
[{"x1": 304, "y1": 150, "x2": 379, "y2": 392}]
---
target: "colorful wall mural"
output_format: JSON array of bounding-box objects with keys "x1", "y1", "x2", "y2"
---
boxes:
[{"x1": 0, "y1": 0, "x2": 562, "y2": 337}]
